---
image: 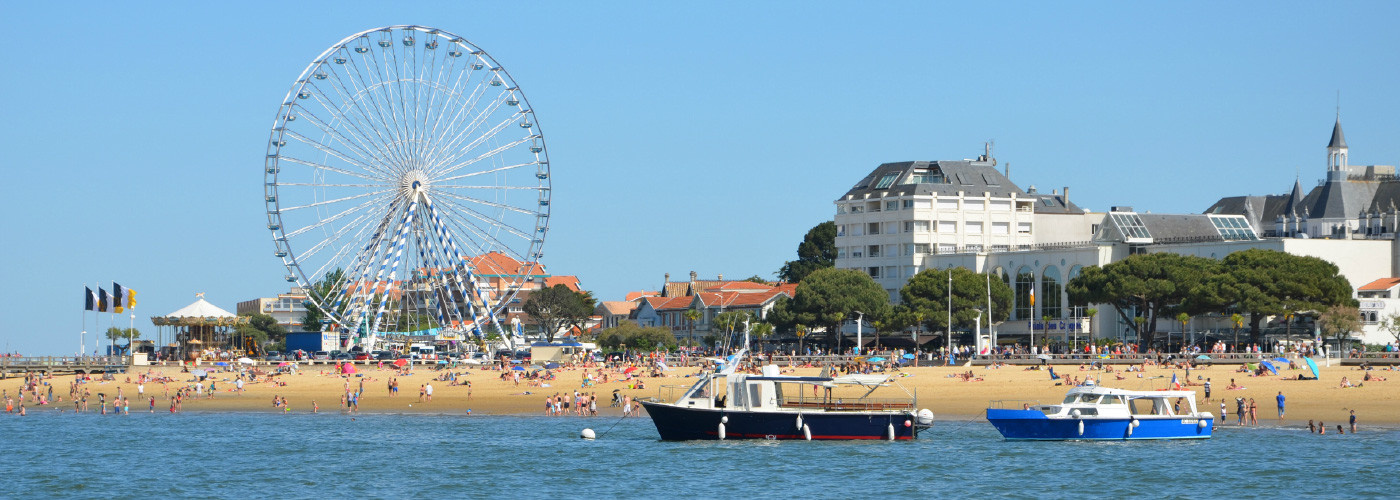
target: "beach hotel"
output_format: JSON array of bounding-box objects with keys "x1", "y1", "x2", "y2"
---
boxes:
[{"x1": 834, "y1": 118, "x2": 1400, "y2": 350}]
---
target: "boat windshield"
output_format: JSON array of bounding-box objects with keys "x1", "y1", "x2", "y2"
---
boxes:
[{"x1": 1064, "y1": 394, "x2": 1100, "y2": 404}]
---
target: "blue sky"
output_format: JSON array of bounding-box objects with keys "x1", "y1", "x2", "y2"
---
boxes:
[{"x1": 3, "y1": 1, "x2": 1398, "y2": 354}]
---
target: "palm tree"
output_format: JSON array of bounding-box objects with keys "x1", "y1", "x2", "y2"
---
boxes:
[
  {"x1": 1176, "y1": 312, "x2": 1190, "y2": 352},
  {"x1": 1230, "y1": 313, "x2": 1244, "y2": 352},
  {"x1": 830, "y1": 312, "x2": 845, "y2": 353},
  {"x1": 871, "y1": 320, "x2": 885, "y2": 353},
  {"x1": 795, "y1": 324, "x2": 808, "y2": 354},
  {"x1": 683, "y1": 308, "x2": 702, "y2": 345},
  {"x1": 1085, "y1": 308, "x2": 1097, "y2": 343},
  {"x1": 751, "y1": 322, "x2": 774, "y2": 351}
]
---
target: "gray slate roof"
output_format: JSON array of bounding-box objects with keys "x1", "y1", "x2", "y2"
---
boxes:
[
  {"x1": 1136, "y1": 213, "x2": 1225, "y2": 242},
  {"x1": 838, "y1": 160, "x2": 1085, "y2": 213},
  {"x1": 1328, "y1": 119, "x2": 1347, "y2": 149}
]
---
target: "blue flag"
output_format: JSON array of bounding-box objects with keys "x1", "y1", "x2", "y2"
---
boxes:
[{"x1": 85, "y1": 286, "x2": 96, "y2": 311}]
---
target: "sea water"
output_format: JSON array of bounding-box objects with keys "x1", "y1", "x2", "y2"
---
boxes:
[{"x1": 1, "y1": 412, "x2": 1392, "y2": 499}]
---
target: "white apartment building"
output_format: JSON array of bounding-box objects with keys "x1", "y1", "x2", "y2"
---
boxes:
[
  {"x1": 833, "y1": 149, "x2": 1088, "y2": 302},
  {"x1": 236, "y1": 287, "x2": 309, "y2": 330}
]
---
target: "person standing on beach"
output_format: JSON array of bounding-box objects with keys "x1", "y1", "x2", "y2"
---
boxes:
[
  {"x1": 1276, "y1": 391, "x2": 1285, "y2": 420},
  {"x1": 1203, "y1": 379, "x2": 1211, "y2": 400},
  {"x1": 1248, "y1": 398, "x2": 1258, "y2": 426},
  {"x1": 1235, "y1": 398, "x2": 1245, "y2": 425},
  {"x1": 1349, "y1": 410, "x2": 1357, "y2": 433}
]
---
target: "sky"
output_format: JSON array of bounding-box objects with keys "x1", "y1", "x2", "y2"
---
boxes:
[{"x1": 3, "y1": 1, "x2": 1399, "y2": 355}]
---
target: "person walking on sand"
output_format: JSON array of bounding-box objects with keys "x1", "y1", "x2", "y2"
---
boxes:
[{"x1": 1276, "y1": 391, "x2": 1285, "y2": 421}]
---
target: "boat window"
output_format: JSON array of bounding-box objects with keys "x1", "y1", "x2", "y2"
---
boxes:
[
  {"x1": 1101, "y1": 395, "x2": 1123, "y2": 405},
  {"x1": 1078, "y1": 408, "x2": 1099, "y2": 416},
  {"x1": 1062, "y1": 395, "x2": 1078, "y2": 404},
  {"x1": 1078, "y1": 394, "x2": 1100, "y2": 404}
]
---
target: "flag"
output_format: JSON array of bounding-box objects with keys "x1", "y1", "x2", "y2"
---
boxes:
[
  {"x1": 98, "y1": 287, "x2": 110, "y2": 313},
  {"x1": 126, "y1": 289, "x2": 138, "y2": 309},
  {"x1": 112, "y1": 282, "x2": 125, "y2": 314},
  {"x1": 1171, "y1": 373, "x2": 1180, "y2": 390},
  {"x1": 85, "y1": 287, "x2": 97, "y2": 311},
  {"x1": 1028, "y1": 286, "x2": 1036, "y2": 307}
]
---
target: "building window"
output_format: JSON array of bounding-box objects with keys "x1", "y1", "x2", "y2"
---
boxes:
[
  {"x1": 903, "y1": 199, "x2": 914, "y2": 209},
  {"x1": 965, "y1": 200, "x2": 985, "y2": 211},
  {"x1": 884, "y1": 266, "x2": 898, "y2": 279},
  {"x1": 915, "y1": 220, "x2": 931, "y2": 232},
  {"x1": 990, "y1": 200, "x2": 1011, "y2": 211},
  {"x1": 903, "y1": 243, "x2": 914, "y2": 256},
  {"x1": 966, "y1": 221, "x2": 983, "y2": 234},
  {"x1": 904, "y1": 221, "x2": 914, "y2": 233},
  {"x1": 837, "y1": 205, "x2": 846, "y2": 214},
  {"x1": 937, "y1": 243, "x2": 955, "y2": 253},
  {"x1": 868, "y1": 267, "x2": 881, "y2": 279},
  {"x1": 915, "y1": 200, "x2": 932, "y2": 209},
  {"x1": 1015, "y1": 266, "x2": 1035, "y2": 320},
  {"x1": 938, "y1": 221, "x2": 956, "y2": 233},
  {"x1": 837, "y1": 225, "x2": 846, "y2": 237},
  {"x1": 837, "y1": 247, "x2": 847, "y2": 259},
  {"x1": 884, "y1": 222, "x2": 899, "y2": 234},
  {"x1": 868, "y1": 202, "x2": 882, "y2": 213},
  {"x1": 868, "y1": 245, "x2": 881, "y2": 258},
  {"x1": 868, "y1": 222, "x2": 880, "y2": 235},
  {"x1": 937, "y1": 199, "x2": 959, "y2": 210},
  {"x1": 875, "y1": 174, "x2": 899, "y2": 189},
  {"x1": 1017, "y1": 222, "x2": 1032, "y2": 234},
  {"x1": 886, "y1": 200, "x2": 899, "y2": 212},
  {"x1": 914, "y1": 243, "x2": 930, "y2": 254},
  {"x1": 852, "y1": 249, "x2": 863, "y2": 258},
  {"x1": 992, "y1": 222, "x2": 1009, "y2": 235},
  {"x1": 850, "y1": 205, "x2": 864, "y2": 214}
]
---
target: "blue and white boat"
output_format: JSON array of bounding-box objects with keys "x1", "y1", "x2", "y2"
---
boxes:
[{"x1": 986, "y1": 382, "x2": 1213, "y2": 441}]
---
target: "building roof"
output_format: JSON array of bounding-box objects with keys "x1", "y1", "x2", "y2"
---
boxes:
[
  {"x1": 702, "y1": 281, "x2": 774, "y2": 292},
  {"x1": 838, "y1": 160, "x2": 1026, "y2": 200},
  {"x1": 624, "y1": 291, "x2": 658, "y2": 302},
  {"x1": 464, "y1": 251, "x2": 547, "y2": 277},
  {"x1": 1300, "y1": 177, "x2": 1382, "y2": 220},
  {"x1": 1329, "y1": 118, "x2": 1347, "y2": 149},
  {"x1": 597, "y1": 301, "x2": 636, "y2": 316},
  {"x1": 544, "y1": 275, "x2": 581, "y2": 291},
  {"x1": 1358, "y1": 277, "x2": 1400, "y2": 291}
]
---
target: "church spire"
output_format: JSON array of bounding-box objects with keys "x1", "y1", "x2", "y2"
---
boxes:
[
  {"x1": 1327, "y1": 114, "x2": 1348, "y2": 176},
  {"x1": 1328, "y1": 117, "x2": 1347, "y2": 149}
]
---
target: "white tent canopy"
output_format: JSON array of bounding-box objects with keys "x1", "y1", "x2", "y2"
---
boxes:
[{"x1": 164, "y1": 298, "x2": 235, "y2": 319}]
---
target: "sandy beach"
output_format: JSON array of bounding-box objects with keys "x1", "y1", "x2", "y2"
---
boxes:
[{"x1": 3, "y1": 360, "x2": 1397, "y2": 428}]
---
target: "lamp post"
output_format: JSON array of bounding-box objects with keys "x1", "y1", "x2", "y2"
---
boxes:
[
  {"x1": 947, "y1": 268, "x2": 953, "y2": 364},
  {"x1": 973, "y1": 308, "x2": 984, "y2": 355},
  {"x1": 853, "y1": 311, "x2": 864, "y2": 355}
]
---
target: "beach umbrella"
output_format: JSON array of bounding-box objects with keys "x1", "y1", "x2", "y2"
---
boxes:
[
  {"x1": 511, "y1": 365, "x2": 526, "y2": 371},
  {"x1": 1260, "y1": 361, "x2": 1279, "y2": 375},
  {"x1": 214, "y1": 362, "x2": 229, "y2": 366},
  {"x1": 545, "y1": 362, "x2": 560, "y2": 369},
  {"x1": 902, "y1": 354, "x2": 915, "y2": 360},
  {"x1": 238, "y1": 358, "x2": 255, "y2": 365},
  {"x1": 623, "y1": 366, "x2": 638, "y2": 374},
  {"x1": 393, "y1": 358, "x2": 408, "y2": 368},
  {"x1": 1272, "y1": 357, "x2": 1291, "y2": 365},
  {"x1": 1304, "y1": 357, "x2": 1320, "y2": 378},
  {"x1": 1195, "y1": 355, "x2": 1211, "y2": 360},
  {"x1": 277, "y1": 362, "x2": 291, "y2": 367},
  {"x1": 1037, "y1": 354, "x2": 1051, "y2": 360},
  {"x1": 867, "y1": 357, "x2": 886, "y2": 363}
]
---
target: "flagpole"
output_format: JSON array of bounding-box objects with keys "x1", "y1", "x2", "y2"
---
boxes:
[{"x1": 82, "y1": 283, "x2": 87, "y2": 359}]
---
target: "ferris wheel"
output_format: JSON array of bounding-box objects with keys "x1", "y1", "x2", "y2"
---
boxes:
[{"x1": 263, "y1": 25, "x2": 550, "y2": 349}]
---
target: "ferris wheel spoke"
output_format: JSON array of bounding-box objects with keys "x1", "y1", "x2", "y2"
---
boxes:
[
  {"x1": 429, "y1": 134, "x2": 535, "y2": 180},
  {"x1": 281, "y1": 126, "x2": 392, "y2": 178},
  {"x1": 277, "y1": 188, "x2": 394, "y2": 213},
  {"x1": 277, "y1": 156, "x2": 388, "y2": 183},
  {"x1": 433, "y1": 184, "x2": 541, "y2": 191},
  {"x1": 429, "y1": 194, "x2": 532, "y2": 256},
  {"x1": 319, "y1": 60, "x2": 413, "y2": 169},
  {"x1": 302, "y1": 82, "x2": 402, "y2": 172},
  {"x1": 422, "y1": 63, "x2": 483, "y2": 167},
  {"x1": 432, "y1": 190, "x2": 540, "y2": 218},
  {"x1": 363, "y1": 47, "x2": 416, "y2": 169},
  {"x1": 418, "y1": 54, "x2": 464, "y2": 167},
  {"x1": 297, "y1": 203, "x2": 396, "y2": 287},
  {"x1": 435, "y1": 160, "x2": 540, "y2": 183},
  {"x1": 421, "y1": 75, "x2": 499, "y2": 166},
  {"x1": 281, "y1": 192, "x2": 391, "y2": 240},
  {"x1": 345, "y1": 51, "x2": 414, "y2": 170},
  {"x1": 276, "y1": 183, "x2": 384, "y2": 187},
  {"x1": 423, "y1": 93, "x2": 512, "y2": 176},
  {"x1": 424, "y1": 196, "x2": 515, "y2": 259},
  {"x1": 411, "y1": 46, "x2": 446, "y2": 164}
]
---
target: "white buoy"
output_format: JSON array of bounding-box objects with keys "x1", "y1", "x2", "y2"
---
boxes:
[
  {"x1": 721, "y1": 415, "x2": 729, "y2": 424},
  {"x1": 802, "y1": 424, "x2": 811, "y2": 441},
  {"x1": 1126, "y1": 424, "x2": 1133, "y2": 437},
  {"x1": 887, "y1": 423, "x2": 896, "y2": 441},
  {"x1": 1078, "y1": 420, "x2": 1085, "y2": 436},
  {"x1": 717, "y1": 422, "x2": 726, "y2": 440},
  {"x1": 916, "y1": 408, "x2": 934, "y2": 426},
  {"x1": 580, "y1": 428, "x2": 596, "y2": 440},
  {"x1": 796, "y1": 415, "x2": 803, "y2": 430},
  {"x1": 1198, "y1": 420, "x2": 1208, "y2": 429}
]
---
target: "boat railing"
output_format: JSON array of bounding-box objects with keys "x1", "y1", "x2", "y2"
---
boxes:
[
  {"x1": 987, "y1": 399, "x2": 1041, "y2": 410},
  {"x1": 781, "y1": 397, "x2": 914, "y2": 411},
  {"x1": 655, "y1": 384, "x2": 693, "y2": 403}
]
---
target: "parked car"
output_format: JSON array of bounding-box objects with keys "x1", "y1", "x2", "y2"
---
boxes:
[
  {"x1": 462, "y1": 352, "x2": 490, "y2": 365},
  {"x1": 353, "y1": 352, "x2": 370, "y2": 361},
  {"x1": 376, "y1": 351, "x2": 398, "y2": 361},
  {"x1": 313, "y1": 351, "x2": 330, "y2": 360}
]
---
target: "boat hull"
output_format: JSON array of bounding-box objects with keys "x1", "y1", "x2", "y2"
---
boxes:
[
  {"x1": 986, "y1": 409, "x2": 1212, "y2": 441},
  {"x1": 640, "y1": 401, "x2": 920, "y2": 441}
]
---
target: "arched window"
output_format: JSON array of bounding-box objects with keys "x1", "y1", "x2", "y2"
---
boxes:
[
  {"x1": 1015, "y1": 266, "x2": 1035, "y2": 320},
  {"x1": 1042, "y1": 266, "x2": 1062, "y2": 319}
]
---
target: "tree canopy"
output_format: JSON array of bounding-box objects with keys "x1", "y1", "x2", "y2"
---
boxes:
[
  {"x1": 790, "y1": 268, "x2": 889, "y2": 349},
  {"x1": 237, "y1": 313, "x2": 290, "y2": 347},
  {"x1": 1066, "y1": 252, "x2": 1217, "y2": 347},
  {"x1": 522, "y1": 284, "x2": 597, "y2": 342},
  {"x1": 595, "y1": 322, "x2": 676, "y2": 351},
  {"x1": 1202, "y1": 248, "x2": 1355, "y2": 342},
  {"x1": 777, "y1": 221, "x2": 836, "y2": 283},
  {"x1": 300, "y1": 268, "x2": 346, "y2": 331},
  {"x1": 898, "y1": 267, "x2": 1013, "y2": 334}
]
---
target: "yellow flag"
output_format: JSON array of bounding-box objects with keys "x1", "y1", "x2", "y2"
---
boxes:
[{"x1": 127, "y1": 289, "x2": 138, "y2": 309}]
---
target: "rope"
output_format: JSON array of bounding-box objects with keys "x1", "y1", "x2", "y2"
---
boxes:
[{"x1": 596, "y1": 414, "x2": 629, "y2": 438}]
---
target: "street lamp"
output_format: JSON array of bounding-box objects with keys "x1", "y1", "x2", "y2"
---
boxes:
[
  {"x1": 972, "y1": 308, "x2": 984, "y2": 355},
  {"x1": 853, "y1": 311, "x2": 864, "y2": 355}
]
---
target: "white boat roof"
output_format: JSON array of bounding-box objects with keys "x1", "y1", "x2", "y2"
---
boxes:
[{"x1": 1066, "y1": 383, "x2": 1196, "y2": 399}]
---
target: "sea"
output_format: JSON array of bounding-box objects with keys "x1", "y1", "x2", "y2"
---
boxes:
[{"x1": 2, "y1": 412, "x2": 1393, "y2": 499}]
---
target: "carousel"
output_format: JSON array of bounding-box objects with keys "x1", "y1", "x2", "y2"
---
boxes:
[{"x1": 151, "y1": 294, "x2": 249, "y2": 361}]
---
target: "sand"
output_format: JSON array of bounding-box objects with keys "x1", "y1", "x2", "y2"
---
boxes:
[{"x1": 3, "y1": 360, "x2": 1396, "y2": 427}]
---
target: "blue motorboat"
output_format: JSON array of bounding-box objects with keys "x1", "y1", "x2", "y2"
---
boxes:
[{"x1": 986, "y1": 382, "x2": 1213, "y2": 441}]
